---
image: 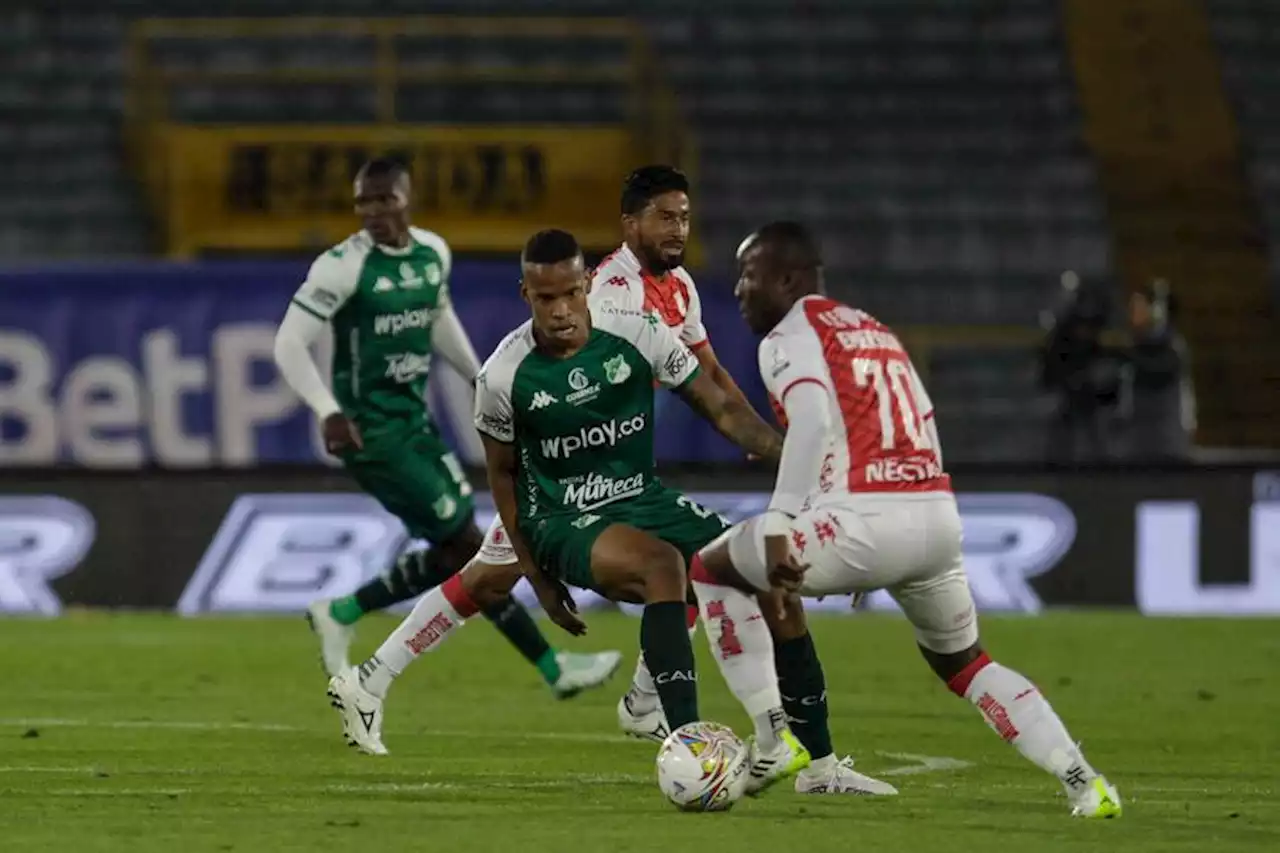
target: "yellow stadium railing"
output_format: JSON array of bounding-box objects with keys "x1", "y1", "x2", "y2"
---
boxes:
[{"x1": 124, "y1": 16, "x2": 696, "y2": 260}]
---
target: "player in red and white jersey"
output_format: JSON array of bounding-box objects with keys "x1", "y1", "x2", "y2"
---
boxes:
[
  {"x1": 760, "y1": 285, "x2": 950, "y2": 505},
  {"x1": 689, "y1": 222, "x2": 1122, "y2": 816},
  {"x1": 591, "y1": 228, "x2": 707, "y2": 352}
]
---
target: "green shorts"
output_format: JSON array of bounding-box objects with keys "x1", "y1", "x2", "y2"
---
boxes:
[
  {"x1": 342, "y1": 427, "x2": 475, "y2": 543},
  {"x1": 521, "y1": 485, "x2": 730, "y2": 591}
]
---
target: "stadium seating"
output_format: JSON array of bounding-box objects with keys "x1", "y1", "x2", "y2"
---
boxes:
[
  {"x1": 1, "y1": 1, "x2": 1119, "y2": 459},
  {"x1": 1207, "y1": 0, "x2": 1280, "y2": 306}
]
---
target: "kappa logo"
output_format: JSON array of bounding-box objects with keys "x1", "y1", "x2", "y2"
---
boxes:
[
  {"x1": 528, "y1": 390, "x2": 558, "y2": 411},
  {"x1": 604, "y1": 354, "x2": 631, "y2": 385},
  {"x1": 571, "y1": 513, "x2": 602, "y2": 529}
]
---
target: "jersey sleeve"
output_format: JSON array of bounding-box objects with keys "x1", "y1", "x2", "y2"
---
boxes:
[
  {"x1": 758, "y1": 329, "x2": 831, "y2": 404},
  {"x1": 677, "y1": 274, "x2": 709, "y2": 349},
  {"x1": 588, "y1": 268, "x2": 644, "y2": 313},
  {"x1": 473, "y1": 361, "x2": 515, "y2": 443},
  {"x1": 411, "y1": 227, "x2": 454, "y2": 282},
  {"x1": 601, "y1": 307, "x2": 699, "y2": 390},
  {"x1": 291, "y1": 250, "x2": 359, "y2": 322}
]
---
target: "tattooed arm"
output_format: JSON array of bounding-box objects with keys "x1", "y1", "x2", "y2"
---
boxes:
[{"x1": 676, "y1": 369, "x2": 783, "y2": 462}]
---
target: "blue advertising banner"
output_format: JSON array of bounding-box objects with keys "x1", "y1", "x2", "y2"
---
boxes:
[{"x1": 0, "y1": 260, "x2": 763, "y2": 467}]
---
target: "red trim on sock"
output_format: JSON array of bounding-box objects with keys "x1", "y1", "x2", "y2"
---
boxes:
[
  {"x1": 947, "y1": 652, "x2": 992, "y2": 697},
  {"x1": 685, "y1": 604, "x2": 699, "y2": 629},
  {"x1": 441, "y1": 574, "x2": 480, "y2": 619},
  {"x1": 689, "y1": 553, "x2": 714, "y2": 584}
]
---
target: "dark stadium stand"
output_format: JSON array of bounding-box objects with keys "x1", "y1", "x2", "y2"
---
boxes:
[{"x1": 4, "y1": 0, "x2": 1276, "y2": 457}]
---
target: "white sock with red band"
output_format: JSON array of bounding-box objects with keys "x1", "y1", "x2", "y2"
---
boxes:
[
  {"x1": 357, "y1": 574, "x2": 479, "y2": 699},
  {"x1": 948, "y1": 653, "x2": 1098, "y2": 797},
  {"x1": 690, "y1": 556, "x2": 787, "y2": 751}
]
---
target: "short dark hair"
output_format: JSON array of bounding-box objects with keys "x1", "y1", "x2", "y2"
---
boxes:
[
  {"x1": 621, "y1": 165, "x2": 689, "y2": 215},
  {"x1": 522, "y1": 228, "x2": 581, "y2": 265},
  {"x1": 753, "y1": 221, "x2": 823, "y2": 271},
  {"x1": 357, "y1": 157, "x2": 409, "y2": 181}
]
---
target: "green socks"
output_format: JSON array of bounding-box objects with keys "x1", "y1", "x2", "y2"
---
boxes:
[{"x1": 328, "y1": 596, "x2": 365, "y2": 626}]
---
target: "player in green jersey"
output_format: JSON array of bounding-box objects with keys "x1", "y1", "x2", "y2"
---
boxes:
[
  {"x1": 273, "y1": 159, "x2": 621, "y2": 707},
  {"x1": 326, "y1": 229, "x2": 810, "y2": 793}
]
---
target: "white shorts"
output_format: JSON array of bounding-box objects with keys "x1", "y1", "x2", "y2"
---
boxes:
[
  {"x1": 718, "y1": 494, "x2": 978, "y2": 654},
  {"x1": 475, "y1": 516, "x2": 519, "y2": 566}
]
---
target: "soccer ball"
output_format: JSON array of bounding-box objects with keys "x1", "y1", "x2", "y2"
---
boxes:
[{"x1": 655, "y1": 721, "x2": 750, "y2": 812}]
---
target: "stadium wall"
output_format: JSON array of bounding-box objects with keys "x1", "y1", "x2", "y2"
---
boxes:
[{"x1": 0, "y1": 466, "x2": 1276, "y2": 617}]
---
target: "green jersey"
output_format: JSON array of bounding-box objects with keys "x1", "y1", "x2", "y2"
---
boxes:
[
  {"x1": 290, "y1": 227, "x2": 452, "y2": 436},
  {"x1": 474, "y1": 305, "x2": 701, "y2": 523}
]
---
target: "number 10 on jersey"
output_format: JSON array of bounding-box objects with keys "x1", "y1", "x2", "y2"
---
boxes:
[{"x1": 853, "y1": 357, "x2": 933, "y2": 452}]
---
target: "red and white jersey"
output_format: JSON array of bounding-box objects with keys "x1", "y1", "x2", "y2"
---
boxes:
[
  {"x1": 761, "y1": 294, "x2": 951, "y2": 500},
  {"x1": 589, "y1": 244, "x2": 709, "y2": 349}
]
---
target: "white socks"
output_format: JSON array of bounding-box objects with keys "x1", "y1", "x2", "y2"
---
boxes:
[
  {"x1": 357, "y1": 575, "x2": 478, "y2": 699},
  {"x1": 951, "y1": 654, "x2": 1098, "y2": 798},
  {"x1": 692, "y1": 580, "x2": 788, "y2": 752}
]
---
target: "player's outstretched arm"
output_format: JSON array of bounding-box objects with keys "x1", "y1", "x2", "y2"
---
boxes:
[
  {"x1": 676, "y1": 370, "x2": 783, "y2": 462},
  {"x1": 693, "y1": 343, "x2": 755, "y2": 413}
]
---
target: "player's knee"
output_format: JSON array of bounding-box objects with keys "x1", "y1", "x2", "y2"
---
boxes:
[
  {"x1": 438, "y1": 522, "x2": 483, "y2": 568},
  {"x1": 637, "y1": 540, "x2": 688, "y2": 603},
  {"x1": 461, "y1": 559, "x2": 522, "y2": 609},
  {"x1": 920, "y1": 641, "x2": 986, "y2": 685},
  {"x1": 693, "y1": 540, "x2": 734, "y2": 584}
]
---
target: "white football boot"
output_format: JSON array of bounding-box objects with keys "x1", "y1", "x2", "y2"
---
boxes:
[
  {"x1": 1070, "y1": 776, "x2": 1122, "y2": 819},
  {"x1": 550, "y1": 650, "x2": 624, "y2": 699},
  {"x1": 326, "y1": 667, "x2": 387, "y2": 755},
  {"x1": 795, "y1": 756, "x2": 899, "y2": 795},
  {"x1": 745, "y1": 730, "x2": 811, "y2": 796},
  {"x1": 616, "y1": 692, "x2": 670, "y2": 743},
  {"x1": 306, "y1": 601, "x2": 353, "y2": 678}
]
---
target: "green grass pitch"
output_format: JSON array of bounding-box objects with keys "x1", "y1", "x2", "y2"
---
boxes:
[{"x1": 0, "y1": 611, "x2": 1276, "y2": 852}]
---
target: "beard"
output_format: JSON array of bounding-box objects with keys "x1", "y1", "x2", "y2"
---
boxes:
[{"x1": 640, "y1": 242, "x2": 684, "y2": 273}]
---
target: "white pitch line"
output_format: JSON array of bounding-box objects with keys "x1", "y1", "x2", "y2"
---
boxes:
[
  {"x1": 0, "y1": 717, "x2": 629, "y2": 743},
  {"x1": 0, "y1": 766, "x2": 101, "y2": 774},
  {"x1": 44, "y1": 788, "x2": 192, "y2": 797},
  {"x1": 876, "y1": 752, "x2": 973, "y2": 776},
  {"x1": 0, "y1": 718, "x2": 300, "y2": 732},
  {"x1": 327, "y1": 773, "x2": 651, "y2": 795},
  {"x1": 0, "y1": 719, "x2": 980, "y2": 783}
]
